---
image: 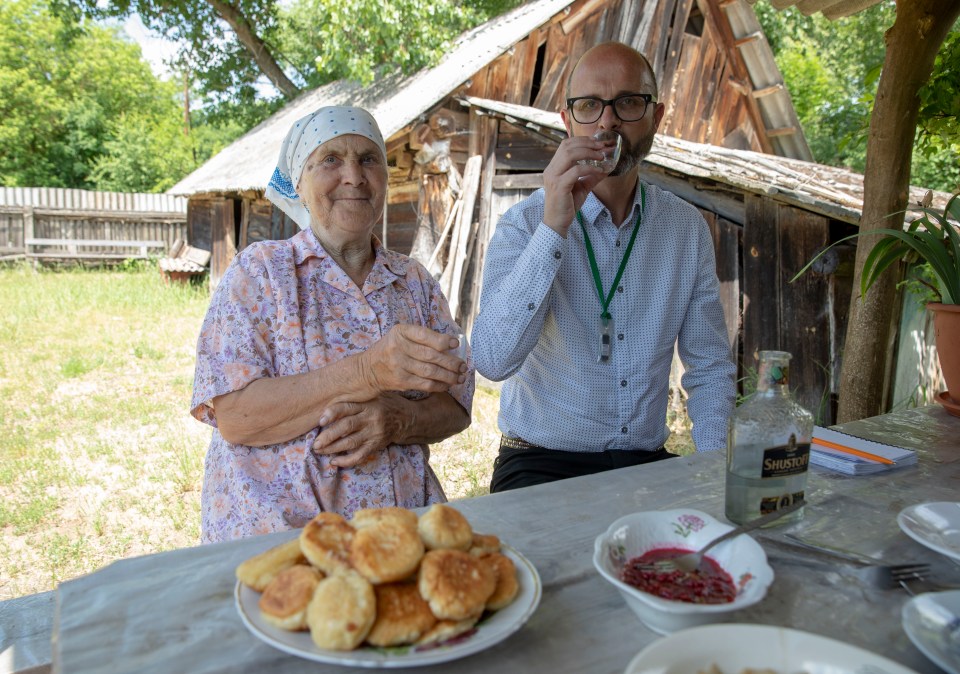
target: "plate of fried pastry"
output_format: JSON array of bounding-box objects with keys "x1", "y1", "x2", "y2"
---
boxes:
[{"x1": 234, "y1": 503, "x2": 542, "y2": 667}]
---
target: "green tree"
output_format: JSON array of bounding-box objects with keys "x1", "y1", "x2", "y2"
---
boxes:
[
  {"x1": 0, "y1": 0, "x2": 244, "y2": 191},
  {"x1": 756, "y1": 0, "x2": 960, "y2": 192},
  {"x1": 59, "y1": 0, "x2": 300, "y2": 105},
  {"x1": 64, "y1": 0, "x2": 521, "y2": 125},
  {"x1": 277, "y1": 0, "x2": 515, "y2": 88},
  {"x1": 0, "y1": 0, "x2": 174, "y2": 188}
]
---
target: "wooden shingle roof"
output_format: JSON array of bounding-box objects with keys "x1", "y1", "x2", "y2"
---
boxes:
[
  {"x1": 461, "y1": 95, "x2": 947, "y2": 224},
  {"x1": 169, "y1": 0, "x2": 573, "y2": 196}
]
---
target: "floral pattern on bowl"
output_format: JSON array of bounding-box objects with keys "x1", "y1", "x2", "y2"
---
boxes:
[{"x1": 593, "y1": 509, "x2": 774, "y2": 635}]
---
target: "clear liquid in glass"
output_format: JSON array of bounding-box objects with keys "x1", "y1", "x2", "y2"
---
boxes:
[{"x1": 577, "y1": 131, "x2": 622, "y2": 173}]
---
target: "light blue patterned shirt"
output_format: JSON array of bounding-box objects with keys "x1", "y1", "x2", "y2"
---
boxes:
[{"x1": 471, "y1": 180, "x2": 735, "y2": 453}]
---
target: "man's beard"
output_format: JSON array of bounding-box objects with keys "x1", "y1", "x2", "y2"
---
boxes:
[{"x1": 610, "y1": 130, "x2": 655, "y2": 177}]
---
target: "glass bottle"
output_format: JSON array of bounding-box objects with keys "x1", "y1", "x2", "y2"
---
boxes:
[{"x1": 725, "y1": 350, "x2": 814, "y2": 525}]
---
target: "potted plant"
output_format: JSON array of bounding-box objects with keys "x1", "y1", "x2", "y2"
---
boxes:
[{"x1": 794, "y1": 191, "x2": 960, "y2": 413}]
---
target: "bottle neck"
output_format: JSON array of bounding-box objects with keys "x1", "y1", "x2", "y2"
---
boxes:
[{"x1": 756, "y1": 360, "x2": 790, "y2": 395}]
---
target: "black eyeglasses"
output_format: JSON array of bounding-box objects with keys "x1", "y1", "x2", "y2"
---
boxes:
[{"x1": 565, "y1": 93, "x2": 657, "y2": 124}]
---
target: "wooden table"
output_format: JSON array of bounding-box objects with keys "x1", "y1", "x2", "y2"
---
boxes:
[{"x1": 2, "y1": 405, "x2": 958, "y2": 674}]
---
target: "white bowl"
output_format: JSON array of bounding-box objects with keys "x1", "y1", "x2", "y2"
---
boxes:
[{"x1": 592, "y1": 509, "x2": 774, "y2": 634}]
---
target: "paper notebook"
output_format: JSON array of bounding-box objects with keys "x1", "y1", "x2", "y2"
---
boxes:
[{"x1": 810, "y1": 425, "x2": 918, "y2": 475}]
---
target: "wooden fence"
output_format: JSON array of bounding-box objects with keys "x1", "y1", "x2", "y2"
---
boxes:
[{"x1": 0, "y1": 188, "x2": 188, "y2": 261}]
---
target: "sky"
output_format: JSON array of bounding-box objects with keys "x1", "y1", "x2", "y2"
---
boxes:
[
  {"x1": 119, "y1": 13, "x2": 278, "y2": 97},
  {"x1": 121, "y1": 14, "x2": 181, "y2": 78}
]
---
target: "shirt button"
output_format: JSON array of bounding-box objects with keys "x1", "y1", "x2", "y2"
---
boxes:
[
  {"x1": 527, "y1": 302, "x2": 535, "y2": 310},
  {"x1": 620, "y1": 426, "x2": 628, "y2": 434},
  {"x1": 615, "y1": 240, "x2": 621, "y2": 247},
  {"x1": 617, "y1": 333, "x2": 624, "y2": 341},
  {"x1": 617, "y1": 285, "x2": 623, "y2": 293},
  {"x1": 553, "y1": 251, "x2": 561, "y2": 259},
  {"x1": 620, "y1": 380, "x2": 627, "y2": 387}
]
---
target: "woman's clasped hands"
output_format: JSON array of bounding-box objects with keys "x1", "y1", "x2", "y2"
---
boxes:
[{"x1": 311, "y1": 324, "x2": 467, "y2": 468}]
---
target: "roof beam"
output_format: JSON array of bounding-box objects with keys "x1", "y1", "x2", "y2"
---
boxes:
[
  {"x1": 753, "y1": 83, "x2": 785, "y2": 98},
  {"x1": 766, "y1": 126, "x2": 799, "y2": 137}
]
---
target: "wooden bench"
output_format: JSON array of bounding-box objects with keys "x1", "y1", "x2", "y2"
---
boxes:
[
  {"x1": 25, "y1": 238, "x2": 167, "y2": 261},
  {"x1": 158, "y1": 239, "x2": 211, "y2": 283}
]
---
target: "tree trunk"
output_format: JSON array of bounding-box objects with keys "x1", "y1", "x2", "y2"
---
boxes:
[
  {"x1": 837, "y1": 0, "x2": 960, "y2": 422},
  {"x1": 206, "y1": 0, "x2": 301, "y2": 99}
]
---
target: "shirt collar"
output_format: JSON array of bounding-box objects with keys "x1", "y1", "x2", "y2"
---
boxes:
[
  {"x1": 290, "y1": 228, "x2": 411, "y2": 282},
  {"x1": 578, "y1": 178, "x2": 645, "y2": 229}
]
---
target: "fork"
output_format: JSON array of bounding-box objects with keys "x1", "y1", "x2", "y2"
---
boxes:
[
  {"x1": 768, "y1": 535, "x2": 931, "y2": 590},
  {"x1": 857, "y1": 562, "x2": 931, "y2": 590},
  {"x1": 899, "y1": 577, "x2": 960, "y2": 595}
]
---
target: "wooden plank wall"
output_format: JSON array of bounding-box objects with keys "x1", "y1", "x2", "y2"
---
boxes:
[
  {"x1": 742, "y1": 195, "x2": 835, "y2": 422},
  {"x1": 702, "y1": 210, "x2": 741, "y2": 362},
  {"x1": 518, "y1": 0, "x2": 772, "y2": 154},
  {"x1": 0, "y1": 205, "x2": 186, "y2": 259},
  {"x1": 0, "y1": 187, "x2": 186, "y2": 212},
  {"x1": 188, "y1": 197, "x2": 235, "y2": 289}
]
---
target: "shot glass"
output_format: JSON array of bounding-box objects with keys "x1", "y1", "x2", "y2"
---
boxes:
[
  {"x1": 577, "y1": 130, "x2": 622, "y2": 173},
  {"x1": 449, "y1": 332, "x2": 468, "y2": 361}
]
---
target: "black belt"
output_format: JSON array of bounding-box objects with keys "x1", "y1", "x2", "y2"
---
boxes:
[
  {"x1": 500, "y1": 434, "x2": 665, "y2": 454},
  {"x1": 499, "y1": 435, "x2": 540, "y2": 451}
]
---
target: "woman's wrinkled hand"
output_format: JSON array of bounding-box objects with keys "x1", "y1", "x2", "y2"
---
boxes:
[
  {"x1": 311, "y1": 395, "x2": 407, "y2": 468},
  {"x1": 359, "y1": 324, "x2": 465, "y2": 395}
]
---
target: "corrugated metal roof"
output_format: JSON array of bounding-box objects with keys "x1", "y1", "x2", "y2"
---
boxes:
[
  {"x1": 725, "y1": 2, "x2": 812, "y2": 160},
  {"x1": 169, "y1": 0, "x2": 575, "y2": 196},
  {"x1": 750, "y1": 0, "x2": 884, "y2": 20}
]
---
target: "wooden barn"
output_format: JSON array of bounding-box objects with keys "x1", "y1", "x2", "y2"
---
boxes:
[
  {"x1": 169, "y1": 0, "x2": 945, "y2": 424},
  {"x1": 171, "y1": 0, "x2": 811, "y2": 287}
]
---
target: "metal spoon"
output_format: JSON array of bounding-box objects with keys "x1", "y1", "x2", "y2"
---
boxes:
[{"x1": 656, "y1": 499, "x2": 806, "y2": 573}]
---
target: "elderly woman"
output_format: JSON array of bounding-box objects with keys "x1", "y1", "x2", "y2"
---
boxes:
[{"x1": 191, "y1": 106, "x2": 474, "y2": 543}]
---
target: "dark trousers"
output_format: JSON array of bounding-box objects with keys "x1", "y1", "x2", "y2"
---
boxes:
[{"x1": 489, "y1": 436, "x2": 678, "y2": 493}]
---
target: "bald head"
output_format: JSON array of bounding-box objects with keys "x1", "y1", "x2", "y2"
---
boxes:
[{"x1": 566, "y1": 42, "x2": 658, "y2": 101}]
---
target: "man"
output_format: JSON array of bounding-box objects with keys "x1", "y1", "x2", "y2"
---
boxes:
[{"x1": 471, "y1": 41, "x2": 736, "y2": 492}]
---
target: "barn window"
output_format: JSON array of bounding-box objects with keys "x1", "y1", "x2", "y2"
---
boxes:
[
  {"x1": 530, "y1": 41, "x2": 547, "y2": 106},
  {"x1": 685, "y1": 6, "x2": 704, "y2": 36}
]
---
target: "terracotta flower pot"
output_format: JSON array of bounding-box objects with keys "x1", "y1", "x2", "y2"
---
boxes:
[{"x1": 928, "y1": 303, "x2": 960, "y2": 403}]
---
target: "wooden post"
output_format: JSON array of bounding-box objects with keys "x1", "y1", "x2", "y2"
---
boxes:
[
  {"x1": 426, "y1": 199, "x2": 463, "y2": 275},
  {"x1": 23, "y1": 206, "x2": 34, "y2": 245},
  {"x1": 444, "y1": 156, "x2": 482, "y2": 319}
]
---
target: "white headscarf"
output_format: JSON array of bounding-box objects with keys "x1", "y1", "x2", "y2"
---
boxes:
[{"x1": 265, "y1": 106, "x2": 387, "y2": 230}]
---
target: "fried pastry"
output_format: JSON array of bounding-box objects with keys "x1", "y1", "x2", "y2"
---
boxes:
[
  {"x1": 365, "y1": 582, "x2": 437, "y2": 647},
  {"x1": 258, "y1": 564, "x2": 324, "y2": 631},
  {"x1": 414, "y1": 612, "x2": 480, "y2": 646},
  {"x1": 307, "y1": 571, "x2": 376, "y2": 650},
  {"x1": 481, "y1": 552, "x2": 519, "y2": 610},
  {"x1": 418, "y1": 549, "x2": 496, "y2": 620},
  {"x1": 350, "y1": 506, "x2": 419, "y2": 532},
  {"x1": 235, "y1": 536, "x2": 306, "y2": 591},
  {"x1": 468, "y1": 532, "x2": 501, "y2": 556},
  {"x1": 350, "y1": 522, "x2": 425, "y2": 584},
  {"x1": 300, "y1": 512, "x2": 355, "y2": 575},
  {"x1": 417, "y1": 504, "x2": 473, "y2": 551}
]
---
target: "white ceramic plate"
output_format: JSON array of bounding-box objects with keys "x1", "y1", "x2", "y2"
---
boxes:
[
  {"x1": 235, "y1": 544, "x2": 541, "y2": 668},
  {"x1": 898, "y1": 502, "x2": 960, "y2": 562},
  {"x1": 902, "y1": 589, "x2": 960, "y2": 674},
  {"x1": 624, "y1": 623, "x2": 920, "y2": 674}
]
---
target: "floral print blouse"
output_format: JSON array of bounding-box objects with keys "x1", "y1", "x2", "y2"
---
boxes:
[{"x1": 191, "y1": 229, "x2": 474, "y2": 543}]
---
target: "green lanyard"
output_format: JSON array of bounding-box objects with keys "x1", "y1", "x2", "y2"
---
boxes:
[{"x1": 575, "y1": 183, "x2": 645, "y2": 321}]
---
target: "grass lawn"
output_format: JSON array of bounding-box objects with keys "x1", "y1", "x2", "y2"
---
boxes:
[{"x1": 0, "y1": 262, "x2": 690, "y2": 601}]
